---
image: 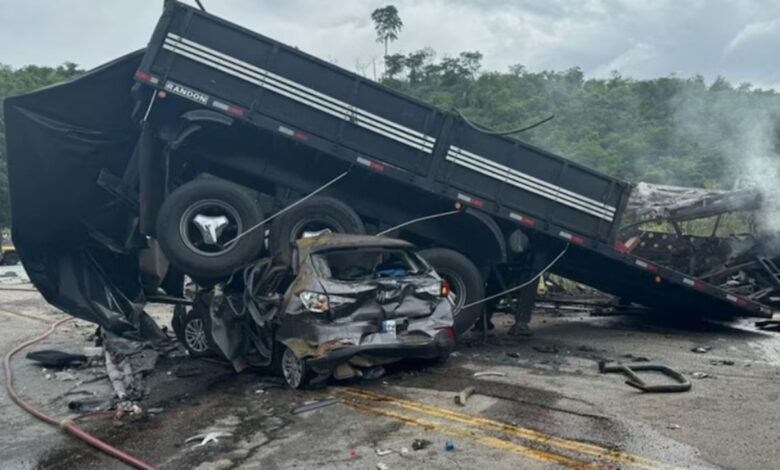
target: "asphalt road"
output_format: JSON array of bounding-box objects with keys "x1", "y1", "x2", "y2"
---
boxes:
[{"x1": 2, "y1": 269, "x2": 780, "y2": 469}]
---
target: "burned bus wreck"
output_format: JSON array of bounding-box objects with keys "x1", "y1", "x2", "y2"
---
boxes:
[{"x1": 623, "y1": 182, "x2": 780, "y2": 310}]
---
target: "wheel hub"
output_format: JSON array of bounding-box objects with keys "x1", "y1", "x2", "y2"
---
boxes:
[
  {"x1": 192, "y1": 214, "x2": 230, "y2": 245},
  {"x1": 281, "y1": 348, "x2": 304, "y2": 388},
  {"x1": 184, "y1": 318, "x2": 209, "y2": 353}
]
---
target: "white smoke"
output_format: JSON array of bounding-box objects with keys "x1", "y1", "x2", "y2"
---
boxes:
[
  {"x1": 732, "y1": 108, "x2": 780, "y2": 236},
  {"x1": 672, "y1": 87, "x2": 780, "y2": 238}
]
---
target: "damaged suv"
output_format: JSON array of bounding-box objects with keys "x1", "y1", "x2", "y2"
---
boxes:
[{"x1": 176, "y1": 234, "x2": 455, "y2": 388}]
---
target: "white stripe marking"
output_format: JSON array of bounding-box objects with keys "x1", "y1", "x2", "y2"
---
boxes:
[
  {"x1": 163, "y1": 34, "x2": 435, "y2": 153},
  {"x1": 447, "y1": 146, "x2": 615, "y2": 216},
  {"x1": 446, "y1": 153, "x2": 613, "y2": 221}
]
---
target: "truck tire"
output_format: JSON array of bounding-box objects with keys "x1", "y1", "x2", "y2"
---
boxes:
[
  {"x1": 419, "y1": 248, "x2": 485, "y2": 337},
  {"x1": 268, "y1": 196, "x2": 364, "y2": 264},
  {"x1": 156, "y1": 179, "x2": 264, "y2": 279}
]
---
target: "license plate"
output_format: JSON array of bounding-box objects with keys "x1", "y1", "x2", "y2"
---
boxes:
[{"x1": 381, "y1": 320, "x2": 397, "y2": 337}]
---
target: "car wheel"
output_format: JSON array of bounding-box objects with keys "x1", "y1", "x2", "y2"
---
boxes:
[
  {"x1": 156, "y1": 178, "x2": 264, "y2": 280},
  {"x1": 279, "y1": 346, "x2": 309, "y2": 389},
  {"x1": 419, "y1": 248, "x2": 485, "y2": 337},
  {"x1": 174, "y1": 307, "x2": 214, "y2": 357},
  {"x1": 3, "y1": 251, "x2": 19, "y2": 266},
  {"x1": 268, "y1": 196, "x2": 364, "y2": 264}
]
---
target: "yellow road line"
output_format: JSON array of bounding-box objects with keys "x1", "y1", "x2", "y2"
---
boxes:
[
  {"x1": 341, "y1": 399, "x2": 596, "y2": 468},
  {"x1": 344, "y1": 388, "x2": 674, "y2": 470}
]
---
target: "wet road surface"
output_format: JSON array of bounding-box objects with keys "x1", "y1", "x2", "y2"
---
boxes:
[{"x1": 1, "y1": 273, "x2": 780, "y2": 469}]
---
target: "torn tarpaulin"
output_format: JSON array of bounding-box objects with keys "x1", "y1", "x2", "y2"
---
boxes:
[{"x1": 3, "y1": 50, "x2": 167, "y2": 341}]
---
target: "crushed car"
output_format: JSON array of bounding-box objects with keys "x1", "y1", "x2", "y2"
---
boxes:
[{"x1": 174, "y1": 234, "x2": 455, "y2": 388}]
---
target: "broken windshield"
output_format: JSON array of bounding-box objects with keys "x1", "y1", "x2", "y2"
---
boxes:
[{"x1": 311, "y1": 248, "x2": 429, "y2": 281}]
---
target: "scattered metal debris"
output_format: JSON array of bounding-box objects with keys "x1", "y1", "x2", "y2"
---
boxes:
[
  {"x1": 290, "y1": 398, "x2": 338, "y2": 415},
  {"x1": 691, "y1": 346, "x2": 712, "y2": 354},
  {"x1": 473, "y1": 371, "x2": 507, "y2": 378},
  {"x1": 454, "y1": 386, "x2": 475, "y2": 406},
  {"x1": 599, "y1": 361, "x2": 692, "y2": 393},
  {"x1": 533, "y1": 344, "x2": 559, "y2": 354},
  {"x1": 668, "y1": 424, "x2": 681, "y2": 430},
  {"x1": 26, "y1": 350, "x2": 87, "y2": 367},
  {"x1": 691, "y1": 372, "x2": 711, "y2": 379},
  {"x1": 376, "y1": 463, "x2": 389, "y2": 470},
  {"x1": 54, "y1": 371, "x2": 78, "y2": 381},
  {"x1": 375, "y1": 448, "x2": 393, "y2": 456},
  {"x1": 412, "y1": 438, "x2": 432, "y2": 450},
  {"x1": 755, "y1": 320, "x2": 780, "y2": 331},
  {"x1": 710, "y1": 359, "x2": 735, "y2": 366},
  {"x1": 185, "y1": 431, "x2": 233, "y2": 447},
  {"x1": 174, "y1": 364, "x2": 202, "y2": 377}
]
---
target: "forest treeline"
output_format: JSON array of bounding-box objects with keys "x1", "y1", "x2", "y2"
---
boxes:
[{"x1": 1, "y1": 50, "x2": 778, "y2": 228}]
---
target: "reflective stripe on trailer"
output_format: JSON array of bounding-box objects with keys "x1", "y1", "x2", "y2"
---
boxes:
[
  {"x1": 558, "y1": 231, "x2": 584, "y2": 245},
  {"x1": 457, "y1": 193, "x2": 485, "y2": 208},
  {"x1": 509, "y1": 212, "x2": 536, "y2": 226},
  {"x1": 634, "y1": 259, "x2": 659, "y2": 272}
]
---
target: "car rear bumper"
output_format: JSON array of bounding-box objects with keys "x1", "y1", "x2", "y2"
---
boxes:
[{"x1": 306, "y1": 331, "x2": 454, "y2": 372}]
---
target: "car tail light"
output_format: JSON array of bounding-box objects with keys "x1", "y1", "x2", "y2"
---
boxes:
[
  {"x1": 441, "y1": 280, "x2": 450, "y2": 297},
  {"x1": 436, "y1": 326, "x2": 456, "y2": 343}
]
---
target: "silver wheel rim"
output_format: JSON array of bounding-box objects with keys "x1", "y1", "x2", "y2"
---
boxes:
[
  {"x1": 281, "y1": 347, "x2": 304, "y2": 388},
  {"x1": 438, "y1": 269, "x2": 467, "y2": 316},
  {"x1": 179, "y1": 199, "x2": 243, "y2": 257},
  {"x1": 184, "y1": 318, "x2": 209, "y2": 353}
]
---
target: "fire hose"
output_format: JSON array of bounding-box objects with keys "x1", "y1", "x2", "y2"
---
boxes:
[{"x1": 3, "y1": 316, "x2": 157, "y2": 470}]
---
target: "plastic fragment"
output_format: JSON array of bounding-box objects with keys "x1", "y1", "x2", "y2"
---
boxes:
[{"x1": 473, "y1": 371, "x2": 506, "y2": 378}]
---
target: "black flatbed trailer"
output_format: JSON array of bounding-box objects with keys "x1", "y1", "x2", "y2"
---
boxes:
[{"x1": 126, "y1": 1, "x2": 775, "y2": 320}]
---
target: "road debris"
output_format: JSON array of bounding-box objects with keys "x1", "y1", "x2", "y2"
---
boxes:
[
  {"x1": 473, "y1": 371, "x2": 507, "y2": 378},
  {"x1": 533, "y1": 344, "x2": 559, "y2": 354},
  {"x1": 54, "y1": 371, "x2": 77, "y2": 381},
  {"x1": 375, "y1": 448, "x2": 393, "y2": 456},
  {"x1": 710, "y1": 359, "x2": 735, "y2": 366},
  {"x1": 445, "y1": 440, "x2": 456, "y2": 451},
  {"x1": 691, "y1": 372, "x2": 711, "y2": 379},
  {"x1": 26, "y1": 349, "x2": 87, "y2": 367},
  {"x1": 668, "y1": 424, "x2": 681, "y2": 430},
  {"x1": 290, "y1": 398, "x2": 338, "y2": 415},
  {"x1": 454, "y1": 386, "x2": 475, "y2": 406},
  {"x1": 185, "y1": 431, "x2": 233, "y2": 447},
  {"x1": 412, "y1": 438, "x2": 432, "y2": 450},
  {"x1": 376, "y1": 463, "x2": 389, "y2": 470},
  {"x1": 174, "y1": 364, "x2": 202, "y2": 377},
  {"x1": 691, "y1": 346, "x2": 712, "y2": 354},
  {"x1": 599, "y1": 361, "x2": 692, "y2": 393}
]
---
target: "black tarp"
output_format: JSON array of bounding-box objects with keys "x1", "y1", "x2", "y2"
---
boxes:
[{"x1": 4, "y1": 51, "x2": 162, "y2": 339}]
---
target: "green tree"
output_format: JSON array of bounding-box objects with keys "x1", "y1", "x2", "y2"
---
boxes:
[{"x1": 371, "y1": 5, "x2": 403, "y2": 72}]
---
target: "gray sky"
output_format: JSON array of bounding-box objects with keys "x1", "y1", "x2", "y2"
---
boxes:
[{"x1": 3, "y1": 0, "x2": 780, "y2": 88}]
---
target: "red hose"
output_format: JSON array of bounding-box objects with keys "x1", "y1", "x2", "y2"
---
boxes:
[{"x1": 3, "y1": 316, "x2": 157, "y2": 470}]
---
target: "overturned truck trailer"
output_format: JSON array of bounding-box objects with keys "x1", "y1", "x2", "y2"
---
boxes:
[{"x1": 4, "y1": 1, "x2": 776, "y2": 340}]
